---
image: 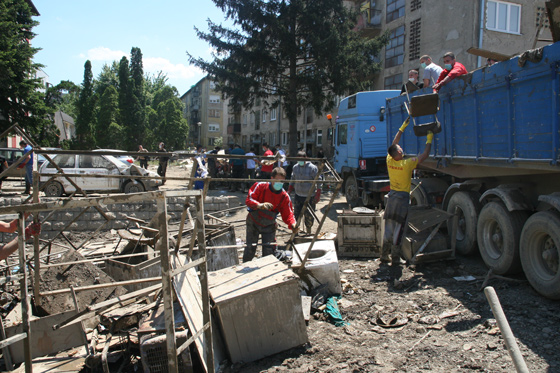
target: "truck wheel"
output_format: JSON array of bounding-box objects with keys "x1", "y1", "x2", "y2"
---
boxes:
[
  {"x1": 44, "y1": 181, "x2": 64, "y2": 197},
  {"x1": 447, "y1": 191, "x2": 481, "y2": 255},
  {"x1": 345, "y1": 175, "x2": 361, "y2": 208},
  {"x1": 520, "y1": 211, "x2": 560, "y2": 299},
  {"x1": 477, "y1": 201, "x2": 528, "y2": 274}
]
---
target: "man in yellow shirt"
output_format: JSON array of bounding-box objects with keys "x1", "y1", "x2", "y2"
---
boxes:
[{"x1": 383, "y1": 117, "x2": 433, "y2": 267}]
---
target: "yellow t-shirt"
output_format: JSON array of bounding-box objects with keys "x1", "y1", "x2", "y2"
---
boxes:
[{"x1": 386, "y1": 154, "x2": 418, "y2": 192}]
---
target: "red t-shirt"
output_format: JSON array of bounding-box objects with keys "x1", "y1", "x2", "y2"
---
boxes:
[
  {"x1": 246, "y1": 182, "x2": 296, "y2": 229},
  {"x1": 436, "y1": 62, "x2": 467, "y2": 84},
  {"x1": 261, "y1": 149, "x2": 274, "y2": 173}
]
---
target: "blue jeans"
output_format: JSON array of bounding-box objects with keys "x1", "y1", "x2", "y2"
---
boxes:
[{"x1": 25, "y1": 165, "x2": 33, "y2": 185}]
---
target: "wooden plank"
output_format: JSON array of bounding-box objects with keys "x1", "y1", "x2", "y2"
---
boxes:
[
  {"x1": 5, "y1": 311, "x2": 84, "y2": 365},
  {"x1": 172, "y1": 254, "x2": 208, "y2": 372},
  {"x1": 0, "y1": 332, "x2": 27, "y2": 350}
]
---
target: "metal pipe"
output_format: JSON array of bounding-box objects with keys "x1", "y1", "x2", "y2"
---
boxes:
[{"x1": 484, "y1": 286, "x2": 529, "y2": 373}]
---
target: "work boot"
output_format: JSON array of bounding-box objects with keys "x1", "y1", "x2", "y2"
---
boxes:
[
  {"x1": 391, "y1": 244, "x2": 402, "y2": 267},
  {"x1": 305, "y1": 225, "x2": 313, "y2": 235},
  {"x1": 380, "y1": 242, "x2": 391, "y2": 263}
]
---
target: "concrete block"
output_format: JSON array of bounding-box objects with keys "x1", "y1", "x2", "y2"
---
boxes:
[
  {"x1": 208, "y1": 256, "x2": 308, "y2": 363},
  {"x1": 292, "y1": 240, "x2": 342, "y2": 296}
]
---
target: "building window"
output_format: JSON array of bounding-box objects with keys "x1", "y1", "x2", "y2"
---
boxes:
[
  {"x1": 209, "y1": 81, "x2": 216, "y2": 89},
  {"x1": 387, "y1": 0, "x2": 405, "y2": 23},
  {"x1": 316, "y1": 129, "x2": 323, "y2": 146},
  {"x1": 385, "y1": 25, "x2": 405, "y2": 68},
  {"x1": 209, "y1": 95, "x2": 220, "y2": 103},
  {"x1": 208, "y1": 109, "x2": 220, "y2": 118},
  {"x1": 409, "y1": 19, "x2": 421, "y2": 61},
  {"x1": 281, "y1": 132, "x2": 288, "y2": 146},
  {"x1": 486, "y1": 1, "x2": 521, "y2": 34},
  {"x1": 411, "y1": 0, "x2": 421, "y2": 12},
  {"x1": 270, "y1": 108, "x2": 277, "y2": 121},
  {"x1": 242, "y1": 113, "x2": 248, "y2": 126},
  {"x1": 536, "y1": 6, "x2": 550, "y2": 29},
  {"x1": 384, "y1": 74, "x2": 403, "y2": 90},
  {"x1": 209, "y1": 137, "x2": 216, "y2": 146},
  {"x1": 208, "y1": 124, "x2": 220, "y2": 132},
  {"x1": 263, "y1": 111, "x2": 267, "y2": 122}
]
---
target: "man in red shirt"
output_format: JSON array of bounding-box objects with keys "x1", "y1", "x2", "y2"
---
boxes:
[
  {"x1": 244, "y1": 167, "x2": 298, "y2": 262},
  {"x1": 432, "y1": 52, "x2": 467, "y2": 91},
  {"x1": 259, "y1": 142, "x2": 275, "y2": 179}
]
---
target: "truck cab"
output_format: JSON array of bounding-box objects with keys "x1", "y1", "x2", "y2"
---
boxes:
[{"x1": 334, "y1": 90, "x2": 400, "y2": 206}]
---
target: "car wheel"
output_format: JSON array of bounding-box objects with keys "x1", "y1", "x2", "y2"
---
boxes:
[
  {"x1": 44, "y1": 181, "x2": 64, "y2": 197},
  {"x1": 124, "y1": 180, "x2": 145, "y2": 194}
]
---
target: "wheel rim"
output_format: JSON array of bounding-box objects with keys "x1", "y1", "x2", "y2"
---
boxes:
[
  {"x1": 482, "y1": 219, "x2": 503, "y2": 260},
  {"x1": 346, "y1": 179, "x2": 359, "y2": 204},
  {"x1": 127, "y1": 183, "x2": 143, "y2": 193},
  {"x1": 46, "y1": 183, "x2": 61, "y2": 196},
  {"x1": 531, "y1": 232, "x2": 559, "y2": 279},
  {"x1": 456, "y1": 207, "x2": 466, "y2": 242}
]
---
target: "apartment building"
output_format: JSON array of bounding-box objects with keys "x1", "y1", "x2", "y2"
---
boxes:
[
  {"x1": 357, "y1": 0, "x2": 552, "y2": 89},
  {"x1": 189, "y1": 0, "x2": 552, "y2": 157},
  {"x1": 181, "y1": 77, "x2": 225, "y2": 149}
]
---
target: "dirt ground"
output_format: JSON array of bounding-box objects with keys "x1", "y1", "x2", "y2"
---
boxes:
[
  {"x1": 4, "y1": 163, "x2": 558, "y2": 372},
  {"x1": 162, "y1": 163, "x2": 560, "y2": 373}
]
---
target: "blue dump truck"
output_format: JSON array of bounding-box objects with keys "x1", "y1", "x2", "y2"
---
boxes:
[{"x1": 334, "y1": 41, "x2": 560, "y2": 299}]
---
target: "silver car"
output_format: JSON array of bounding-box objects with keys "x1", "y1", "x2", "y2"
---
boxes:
[{"x1": 39, "y1": 153, "x2": 162, "y2": 197}]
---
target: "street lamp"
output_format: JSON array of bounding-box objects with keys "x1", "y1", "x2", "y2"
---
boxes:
[{"x1": 197, "y1": 122, "x2": 202, "y2": 145}]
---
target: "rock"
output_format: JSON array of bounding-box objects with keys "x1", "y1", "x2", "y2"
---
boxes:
[
  {"x1": 487, "y1": 342, "x2": 498, "y2": 350},
  {"x1": 463, "y1": 343, "x2": 473, "y2": 351}
]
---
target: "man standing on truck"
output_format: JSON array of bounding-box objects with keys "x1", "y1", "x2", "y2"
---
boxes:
[
  {"x1": 383, "y1": 117, "x2": 433, "y2": 268},
  {"x1": 432, "y1": 52, "x2": 467, "y2": 91},
  {"x1": 419, "y1": 55, "x2": 443, "y2": 88}
]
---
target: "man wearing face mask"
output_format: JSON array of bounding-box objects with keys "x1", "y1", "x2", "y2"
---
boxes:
[
  {"x1": 432, "y1": 52, "x2": 467, "y2": 92},
  {"x1": 419, "y1": 55, "x2": 443, "y2": 88},
  {"x1": 400, "y1": 69, "x2": 423, "y2": 94},
  {"x1": 288, "y1": 151, "x2": 321, "y2": 235},
  {"x1": 244, "y1": 167, "x2": 298, "y2": 262}
]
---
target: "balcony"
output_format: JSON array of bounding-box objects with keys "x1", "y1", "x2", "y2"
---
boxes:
[{"x1": 354, "y1": 7, "x2": 382, "y2": 38}]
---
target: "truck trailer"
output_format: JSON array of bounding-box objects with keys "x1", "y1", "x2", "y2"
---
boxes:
[{"x1": 382, "y1": 41, "x2": 560, "y2": 299}]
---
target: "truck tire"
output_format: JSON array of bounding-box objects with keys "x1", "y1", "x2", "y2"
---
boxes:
[
  {"x1": 477, "y1": 201, "x2": 528, "y2": 274},
  {"x1": 520, "y1": 211, "x2": 560, "y2": 300},
  {"x1": 446, "y1": 191, "x2": 481, "y2": 255},
  {"x1": 345, "y1": 175, "x2": 361, "y2": 208}
]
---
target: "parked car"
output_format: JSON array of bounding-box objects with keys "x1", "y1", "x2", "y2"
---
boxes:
[
  {"x1": 39, "y1": 153, "x2": 162, "y2": 197},
  {"x1": 0, "y1": 147, "x2": 47, "y2": 178},
  {"x1": 94, "y1": 149, "x2": 135, "y2": 164}
]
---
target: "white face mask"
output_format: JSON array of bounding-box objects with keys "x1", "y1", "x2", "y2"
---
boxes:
[{"x1": 409, "y1": 78, "x2": 416, "y2": 82}]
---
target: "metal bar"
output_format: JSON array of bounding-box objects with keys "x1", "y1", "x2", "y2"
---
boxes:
[
  {"x1": 157, "y1": 194, "x2": 178, "y2": 373},
  {"x1": 196, "y1": 193, "x2": 215, "y2": 373},
  {"x1": 17, "y1": 213, "x2": 32, "y2": 373},
  {"x1": 40, "y1": 276, "x2": 162, "y2": 296},
  {"x1": 411, "y1": 221, "x2": 443, "y2": 263},
  {"x1": 0, "y1": 332, "x2": 27, "y2": 350},
  {"x1": 0, "y1": 317, "x2": 14, "y2": 370},
  {"x1": 70, "y1": 286, "x2": 91, "y2": 356},
  {"x1": 176, "y1": 322, "x2": 210, "y2": 355}
]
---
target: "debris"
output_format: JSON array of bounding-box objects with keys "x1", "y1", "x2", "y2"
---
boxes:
[
  {"x1": 375, "y1": 311, "x2": 408, "y2": 328},
  {"x1": 454, "y1": 275, "x2": 476, "y2": 281},
  {"x1": 408, "y1": 330, "x2": 432, "y2": 352},
  {"x1": 301, "y1": 295, "x2": 312, "y2": 321},
  {"x1": 324, "y1": 296, "x2": 349, "y2": 327}
]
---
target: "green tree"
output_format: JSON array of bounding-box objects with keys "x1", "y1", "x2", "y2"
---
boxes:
[
  {"x1": 96, "y1": 85, "x2": 122, "y2": 148},
  {"x1": 188, "y1": 0, "x2": 388, "y2": 156},
  {"x1": 149, "y1": 86, "x2": 188, "y2": 150},
  {"x1": 94, "y1": 62, "x2": 119, "y2": 99},
  {"x1": 73, "y1": 60, "x2": 96, "y2": 149},
  {"x1": 128, "y1": 47, "x2": 146, "y2": 148},
  {"x1": 0, "y1": 0, "x2": 52, "y2": 135}
]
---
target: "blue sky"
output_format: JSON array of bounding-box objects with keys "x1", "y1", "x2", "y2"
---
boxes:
[{"x1": 32, "y1": 1, "x2": 230, "y2": 95}]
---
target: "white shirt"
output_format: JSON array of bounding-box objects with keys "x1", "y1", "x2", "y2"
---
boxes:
[
  {"x1": 246, "y1": 152, "x2": 256, "y2": 169},
  {"x1": 423, "y1": 62, "x2": 443, "y2": 87}
]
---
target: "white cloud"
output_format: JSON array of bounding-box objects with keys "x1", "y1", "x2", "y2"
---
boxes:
[
  {"x1": 79, "y1": 47, "x2": 127, "y2": 61},
  {"x1": 144, "y1": 57, "x2": 203, "y2": 80}
]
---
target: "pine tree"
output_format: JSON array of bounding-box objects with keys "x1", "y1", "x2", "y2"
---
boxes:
[
  {"x1": 129, "y1": 47, "x2": 146, "y2": 148},
  {"x1": 96, "y1": 85, "x2": 122, "y2": 148},
  {"x1": 74, "y1": 60, "x2": 96, "y2": 149},
  {"x1": 0, "y1": 0, "x2": 51, "y2": 135},
  {"x1": 188, "y1": 0, "x2": 388, "y2": 157}
]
